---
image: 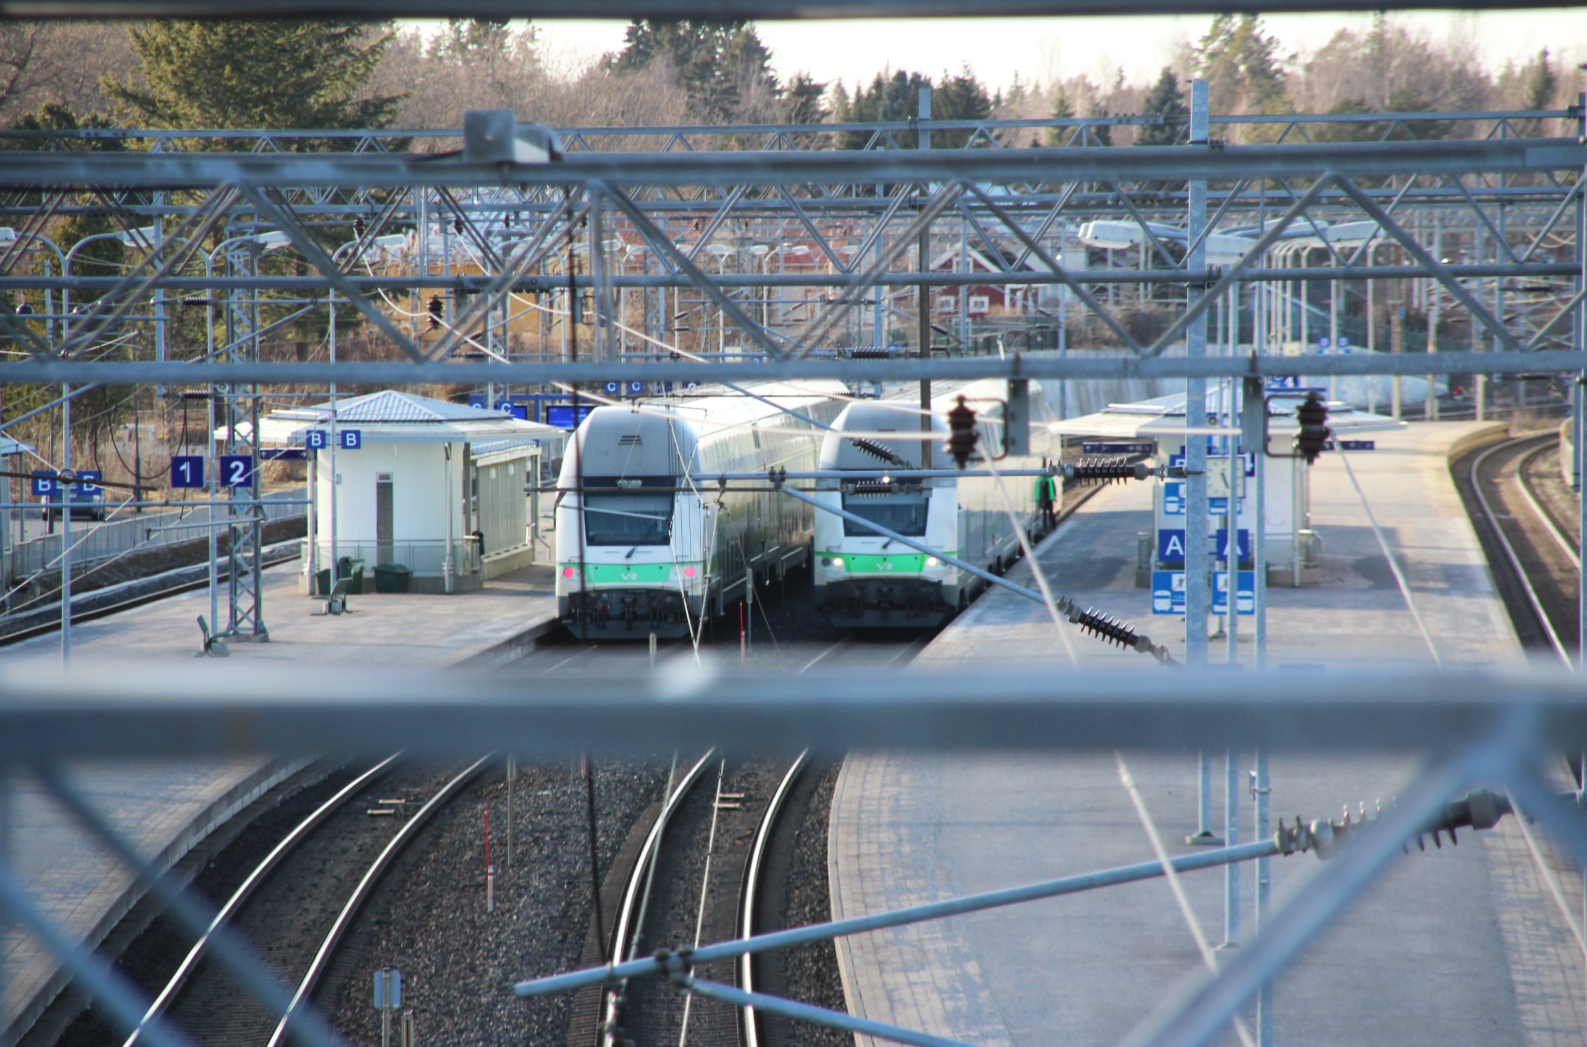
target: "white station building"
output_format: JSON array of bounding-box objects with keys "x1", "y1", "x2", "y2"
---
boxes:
[{"x1": 257, "y1": 390, "x2": 564, "y2": 594}]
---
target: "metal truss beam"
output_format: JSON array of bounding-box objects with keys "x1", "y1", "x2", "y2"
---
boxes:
[
  {"x1": 0, "y1": 662, "x2": 1584, "y2": 761},
  {"x1": 0, "y1": 348, "x2": 1583, "y2": 389},
  {"x1": 4, "y1": 0, "x2": 1581, "y2": 17},
  {"x1": 2, "y1": 140, "x2": 1583, "y2": 192},
  {"x1": 1, "y1": 261, "x2": 1574, "y2": 294}
]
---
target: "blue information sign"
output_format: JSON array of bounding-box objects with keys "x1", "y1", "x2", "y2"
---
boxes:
[
  {"x1": 1162, "y1": 481, "x2": 1185, "y2": 515},
  {"x1": 73, "y1": 470, "x2": 101, "y2": 495},
  {"x1": 1213, "y1": 570, "x2": 1256, "y2": 615},
  {"x1": 305, "y1": 429, "x2": 328, "y2": 450},
  {"x1": 339, "y1": 429, "x2": 361, "y2": 450},
  {"x1": 626, "y1": 381, "x2": 645, "y2": 395},
  {"x1": 1082, "y1": 441, "x2": 1155, "y2": 456},
  {"x1": 546, "y1": 404, "x2": 595, "y2": 429},
  {"x1": 170, "y1": 456, "x2": 204, "y2": 489},
  {"x1": 218, "y1": 455, "x2": 254, "y2": 488},
  {"x1": 603, "y1": 381, "x2": 621, "y2": 396},
  {"x1": 30, "y1": 471, "x2": 57, "y2": 496},
  {"x1": 1151, "y1": 570, "x2": 1186, "y2": 614}
]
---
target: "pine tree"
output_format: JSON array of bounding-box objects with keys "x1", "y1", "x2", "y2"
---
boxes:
[
  {"x1": 606, "y1": 20, "x2": 777, "y2": 124},
  {"x1": 101, "y1": 21, "x2": 402, "y2": 135},
  {"x1": 1044, "y1": 86, "x2": 1074, "y2": 146},
  {"x1": 934, "y1": 66, "x2": 992, "y2": 148},
  {"x1": 1136, "y1": 68, "x2": 1187, "y2": 146}
]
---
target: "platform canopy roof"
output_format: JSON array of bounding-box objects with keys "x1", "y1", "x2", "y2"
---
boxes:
[
  {"x1": 255, "y1": 389, "x2": 563, "y2": 446},
  {"x1": 1049, "y1": 388, "x2": 1405, "y2": 439}
]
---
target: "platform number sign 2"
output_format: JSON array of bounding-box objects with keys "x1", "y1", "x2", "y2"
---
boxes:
[
  {"x1": 170, "y1": 456, "x2": 204, "y2": 489},
  {"x1": 218, "y1": 455, "x2": 254, "y2": 488}
]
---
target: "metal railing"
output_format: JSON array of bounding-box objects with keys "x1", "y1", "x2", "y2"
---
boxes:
[
  {"x1": 301, "y1": 537, "x2": 481, "y2": 577},
  {"x1": 7, "y1": 489, "x2": 306, "y2": 581}
]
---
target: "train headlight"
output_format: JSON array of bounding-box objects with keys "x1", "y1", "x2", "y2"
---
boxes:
[
  {"x1": 832, "y1": 557, "x2": 845, "y2": 568},
  {"x1": 925, "y1": 557, "x2": 939, "y2": 567},
  {"x1": 562, "y1": 566, "x2": 575, "y2": 578}
]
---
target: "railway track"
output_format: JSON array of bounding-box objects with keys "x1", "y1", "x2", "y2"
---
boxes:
[
  {"x1": 1463, "y1": 430, "x2": 1581, "y2": 663},
  {"x1": 115, "y1": 754, "x2": 491, "y2": 1047}
]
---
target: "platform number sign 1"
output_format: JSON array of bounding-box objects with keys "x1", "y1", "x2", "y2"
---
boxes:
[
  {"x1": 339, "y1": 429, "x2": 362, "y2": 450},
  {"x1": 218, "y1": 455, "x2": 254, "y2": 488},
  {"x1": 305, "y1": 429, "x2": 328, "y2": 450},
  {"x1": 170, "y1": 456, "x2": 204, "y2": 489}
]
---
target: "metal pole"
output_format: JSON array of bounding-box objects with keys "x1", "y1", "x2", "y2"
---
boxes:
[
  {"x1": 1253, "y1": 749, "x2": 1272, "y2": 1047},
  {"x1": 1189, "y1": 752, "x2": 1219, "y2": 845},
  {"x1": 1221, "y1": 747, "x2": 1240, "y2": 948},
  {"x1": 329, "y1": 295, "x2": 338, "y2": 591},
  {"x1": 1185, "y1": 79, "x2": 1211, "y2": 665},
  {"x1": 60, "y1": 383, "x2": 70, "y2": 665},
  {"x1": 919, "y1": 85, "x2": 933, "y2": 470}
]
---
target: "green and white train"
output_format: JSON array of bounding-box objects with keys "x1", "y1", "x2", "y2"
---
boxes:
[
  {"x1": 555, "y1": 383, "x2": 843, "y2": 637},
  {"x1": 811, "y1": 379, "x2": 1061, "y2": 629}
]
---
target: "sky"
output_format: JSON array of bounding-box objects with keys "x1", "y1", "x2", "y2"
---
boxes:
[{"x1": 521, "y1": 11, "x2": 1587, "y2": 95}]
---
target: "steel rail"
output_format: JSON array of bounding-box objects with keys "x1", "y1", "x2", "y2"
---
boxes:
[
  {"x1": 739, "y1": 751, "x2": 808, "y2": 1047},
  {"x1": 123, "y1": 755, "x2": 402, "y2": 1047},
  {"x1": 1470, "y1": 433, "x2": 1571, "y2": 665},
  {"x1": 599, "y1": 748, "x2": 720, "y2": 1047},
  {"x1": 1, "y1": 140, "x2": 1583, "y2": 191},
  {"x1": 7, "y1": 347, "x2": 1580, "y2": 389},
  {"x1": 264, "y1": 754, "x2": 495, "y2": 1047},
  {"x1": 1514, "y1": 439, "x2": 1581, "y2": 570}
]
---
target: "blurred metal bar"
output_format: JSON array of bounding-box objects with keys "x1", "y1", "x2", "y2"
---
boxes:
[
  {"x1": 684, "y1": 977, "x2": 978, "y2": 1047},
  {"x1": 0, "y1": 662, "x2": 1584, "y2": 760},
  {"x1": 1, "y1": 140, "x2": 1581, "y2": 192}
]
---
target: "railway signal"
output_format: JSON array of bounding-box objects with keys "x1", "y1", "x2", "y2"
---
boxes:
[
  {"x1": 1294, "y1": 392, "x2": 1331, "y2": 464},
  {"x1": 944, "y1": 396, "x2": 978, "y2": 469},
  {"x1": 426, "y1": 294, "x2": 444, "y2": 330}
]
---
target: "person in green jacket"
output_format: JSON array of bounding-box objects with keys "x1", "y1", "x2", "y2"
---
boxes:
[{"x1": 1035, "y1": 471, "x2": 1057, "y2": 532}]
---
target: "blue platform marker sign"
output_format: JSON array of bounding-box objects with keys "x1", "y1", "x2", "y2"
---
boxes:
[
  {"x1": 1162, "y1": 481, "x2": 1185, "y2": 515},
  {"x1": 218, "y1": 454, "x2": 254, "y2": 488},
  {"x1": 1151, "y1": 570, "x2": 1186, "y2": 614},
  {"x1": 170, "y1": 455, "x2": 204, "y2": 489},
  {"x1": 603, "y1": 381, "x2": 621, "y2": 396},
  {"x1": 29, "y1": 471, "x2": 57, "y2": 496},
  {"x1": 627, "y1": 381, "x2": 645, "y2": 395},
  {"x1": 1213, "y1": 570, "x2": 1256, "y2": 615},
  {"x1": 305, "y1": 429, "x2": 328, "y2": 450},
  {"x1": 1157, "y1": 528, "x2": 1250, "y2": 563},
  {"x1": 468, "y1": 394, "x2": 487, "y2": 409},
  {"x1": 339, "y1": 429, "x2": 361, "y2": 450},
  {"x1": 73, "y1": 470, "x2": 101, "y2": 495}
]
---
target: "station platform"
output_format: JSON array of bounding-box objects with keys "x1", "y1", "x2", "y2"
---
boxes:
[
  {"x1": 831, "y1": 422, "x2": 1583, "y2": 1047},
  {"x1": 1, "y1": 560, "x2": 558, "y2": 1046}
]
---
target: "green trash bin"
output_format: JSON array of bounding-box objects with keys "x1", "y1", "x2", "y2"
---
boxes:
[{"x1": 374, "y1": 562, "x2": 412, "y2": 593}]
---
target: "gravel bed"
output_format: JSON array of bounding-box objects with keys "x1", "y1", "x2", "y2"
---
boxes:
[
  {"x1": 326, "y1": 758, "x2": 667, "y2": 1047},
  {"x1": 777, "y1": 761, "x2": 848, "y2": 1047}
]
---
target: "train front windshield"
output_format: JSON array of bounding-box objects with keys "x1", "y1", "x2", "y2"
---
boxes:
[
  {"x1": 841, "y1": 491, "x2": 928, "y2": 537},
  {"x1": 583, "y1": 493, "x2": 675, "y2": 546}
]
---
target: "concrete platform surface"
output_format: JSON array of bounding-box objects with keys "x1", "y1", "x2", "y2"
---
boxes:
[
  {"x1": 831, "y1": 422, "x2": 1582, "y2": 1047},
  {"x1": 1, "y1": 561, "x2": 558, "y2": 1045}
]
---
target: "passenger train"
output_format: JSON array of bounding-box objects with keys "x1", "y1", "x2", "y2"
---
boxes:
[
  {"x1": 811, "y1": 379, "x2": 1061, "y2": 629},
  {"x1": 554, "y1": 383, "x2": 844, "y2": 638}
]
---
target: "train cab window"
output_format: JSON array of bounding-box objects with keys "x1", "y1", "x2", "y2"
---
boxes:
[
  {"x1": 584, "y1": 492, "x2": 674, "y2": 545},
  {"x1": 841, "y1": 490, "x2": 928, "y2": 537}
]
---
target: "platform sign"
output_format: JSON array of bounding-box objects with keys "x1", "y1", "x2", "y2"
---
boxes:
[
  {"x1": 1212, "y1": 570, "x2": 1256, "y2": 615},
  {"x1": 1336, "y1": 439, "x2": 1375, "y2": 451},
  {"x1": 1157, "y1": 528, "x2": 1250, "y2": 564},
  {"x1": 468, "y1": 394, "x2": 488, "y2": 409},
  {"x1": 603, "y1": 381, "x2": 621, "y2": 396},
  {"x1": 29, "y1": 471, "x2": 57, "y2": 496},
  {"x1": 339, "y1": 429, "x2": 362, "y2": 450},
  {"x1": 73, "y1": 470, "x2": 101, "y2": 495},
  {"x1": 1162, "y1": 481, "x2": 1185, "y2": 515},
  {"x1": 1151, "y1": 570, "x2": 1186, "y2": 614},
  {"x1": 545, "y1": 404, "x2": 594, "y2": 429},
  {"x1": 305, "y1": 429, "x2": 328, "y2": 450},
  {"x1": 170, "y1": 456, "x2": 204, "y2": 489},
  {"x1": 218, "y1": 454, "x2": 254, "y2": 488},
  {"x1": 1266, "y1": 375, "x2": 1301, "y2": 391},
  {"x1": 626, "y1": 381, "x2": 645, "y2": 395},
  {"x1": 1083, "y1": 441, "x2": 1155, "y2": 456},
  {"x1": 1318, "y1": 335, "x2": 1331, "y2": 349}
]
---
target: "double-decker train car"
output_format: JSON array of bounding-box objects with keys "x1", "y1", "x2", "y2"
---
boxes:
[
  {"x1": 555, "y1": 383, "x2": 843, "y2": 637},
  {"x1": 811, "y1": 379, "x2": 1060, "y2": 629}
]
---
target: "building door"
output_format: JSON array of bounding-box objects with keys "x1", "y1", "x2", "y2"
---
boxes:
[{"x1": 376, "y1": 473, "x2": 393, "y2": 565}]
